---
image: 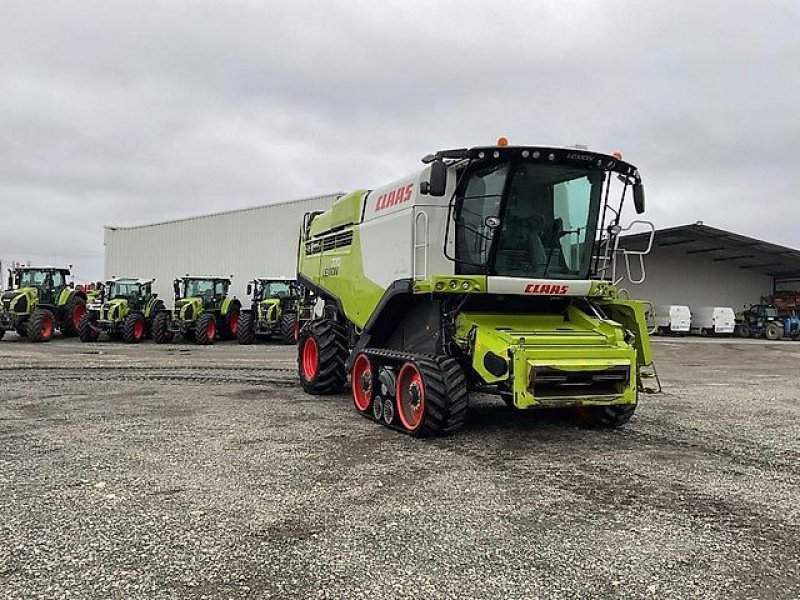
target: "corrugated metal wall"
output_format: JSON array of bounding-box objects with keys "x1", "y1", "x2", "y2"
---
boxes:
[
  {"x1": 627, "y1": 245, "x2": 774, "y2": 310},
  {"x1": 104, "y1": 194, "x2": 339, "y2": 305}
]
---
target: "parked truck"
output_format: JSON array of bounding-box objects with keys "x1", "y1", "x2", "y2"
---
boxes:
[
  {"x1": 655, "y1": 304, "x2": 691, "y2": 335},
  {"x1": 294, "y1": 140, "x2": 658, "y2": 436}
]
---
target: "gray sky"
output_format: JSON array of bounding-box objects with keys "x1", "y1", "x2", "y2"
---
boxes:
[{"x1": 1, "y1": 0, "x2": 798, "y2": 282}]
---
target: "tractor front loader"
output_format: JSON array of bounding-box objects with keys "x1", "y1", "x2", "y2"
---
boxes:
[
  {"x1": 237, "y1": 278, "x2": 304, "y2": 345},
  {"x1": 295, "y1": 140, "x2": 658, "y2": 436},
  {"x1": 152, "y1": 276, "x2": 240, "y2": 345},
  {"x1": 79, "y1": 277, "x2": 164, "y2": 343},
  {"x1": 0, "y1": 266, "x2": 87, "y2": 342}
]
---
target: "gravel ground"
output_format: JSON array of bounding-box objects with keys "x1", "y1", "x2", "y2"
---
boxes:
[{"x1": 0, "y1": 335, "x2": 798, "y2": 599}]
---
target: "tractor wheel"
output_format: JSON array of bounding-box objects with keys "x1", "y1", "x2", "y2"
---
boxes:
[
  {"x1": 222, "y1": 301, "x2": 241, "y2": 340},
  {"x1": 15, "y1": 318, "x2": 29, "y2": 338},
  {"x1": 279, "y1": 312, "x2": 298, "y2": 345},
  {"x1": 573, "y1": 403, "x2": 637, "y2": 428},
  {"x1": 237, "y1": 312, "x2": 256, "y2": 345},
  {"x1": 298, "y1": 319, "x2": 348, "y2": 394},
  {"x1": 79, "y1": 314, "x2": 99, "y2": 342},
  {"x1": 195, "y1": 313, "x2": 217, "y2": 345},
  {"x1": 153, "y1": 312, "x2": 174, "y2": 344},
  {"x1": 0, "y1": 327, "x2": 4, "y2": 341},
  {"x1": 765, "y1": 322, "x2": 783, "y2": 341},
  {"x1": 60, "y1": 294, "x2": 86, "y2": 338},
  {"x1": 123, "y1": 312, "x2": 146, "y2": 344},
  {"x1": 28, "y1": 308, "x2": 56, "y2": 342},
  {"x1": 394, "y1": 356, "x2": 469, "y2": 436},
  {"x1": 146, "y1": 301, "x2": 166, "y2": 339}
]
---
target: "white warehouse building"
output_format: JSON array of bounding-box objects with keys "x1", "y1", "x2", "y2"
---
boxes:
[{"x1": 104, "y1": 194, "x2": 340, "y2": 302}]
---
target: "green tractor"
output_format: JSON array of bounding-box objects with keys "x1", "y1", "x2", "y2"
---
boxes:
[
  {"x1": 0, "y1": 266, "x2": 87, "y2": 342},
  {"x1": 296, "y1": 141, "x2": 658, "y2": 436},
  {"x1": 152, "y1": 276, "x2": 240, "y2": 345},
  {"x1": 79, "y1": 277, "x2": 165, "y2": 343},
  {"x1": 237, "y1": 278, "x2": 304, "y2": 345}
]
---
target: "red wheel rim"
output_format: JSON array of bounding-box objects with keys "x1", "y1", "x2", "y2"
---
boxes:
[
  {"x1": 133, "y1": 319, "x2": 144, "y2": 341},
  {"x1": 73, "y1": 304, "x2": 86, "y2": 329},
  {"x1": 302, "y1": 337, "x2": 318, "y2": 380},
  {"x1": 42, "y1": 315, "x2": 53, "y2": 339},
  {"x1": 207, "y1": 319, "x2": 216, "y2": 340},
  {"x1": 396, "y1": 362, "x2": 425, "y2": 431},
  {"x1": 230, "y1": 310, "x2": 239, "y2": 334},
  {"x1": 351, "y1": 354, "x2": 373, "y2": 411}
]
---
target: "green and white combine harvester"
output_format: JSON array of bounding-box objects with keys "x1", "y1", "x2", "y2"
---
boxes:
[
  {"x1": 296, "y1": 140, "x2": 659, "y2": 436},
  {"x1": 0, "y1": 266, "x2": 87, "y2": 342},
  {"x1": 79, "y1": 277, "x2": 165, "y2": 343}
]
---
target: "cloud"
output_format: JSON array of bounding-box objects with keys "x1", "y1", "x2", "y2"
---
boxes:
[{"x1": 0, "y1": 0, "x2": 798, "y2": 280}]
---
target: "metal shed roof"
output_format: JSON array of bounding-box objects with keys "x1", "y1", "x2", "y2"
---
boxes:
[{"x1": 621, "y1": 223, "x2": 800, "y2": 280}]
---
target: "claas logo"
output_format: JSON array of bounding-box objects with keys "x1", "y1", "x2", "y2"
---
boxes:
[
  {"x1": 524, "y1": 283, "x2": 569, "y2": 295},
  {"x1": 375, "y1": 184, "x2": 413, "y2": 211}
]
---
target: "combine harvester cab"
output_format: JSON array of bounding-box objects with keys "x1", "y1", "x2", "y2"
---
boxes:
[
  {"x1": 79, "y1": 277, "x2": 164, "y2": 343},
  {"x1": 0, "y1": 266, "x2": 87, "y2": 342},
  {"x1": 296, "y1": 140, "x2": 659, "y2": 436}
]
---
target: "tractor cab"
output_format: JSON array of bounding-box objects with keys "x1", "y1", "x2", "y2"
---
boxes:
[
  {"x1": 249, "y1": 278, "x2": 300, "y2": 309},
  {"x1": 9, "y1": 267, "x2": 71, "y2": 305},
  {"x1": 100, "y1": 278, "x2": 156, "y2": 311},
  {"x1": 177, "y1": 277, "x2": 231, "y2": 310}
]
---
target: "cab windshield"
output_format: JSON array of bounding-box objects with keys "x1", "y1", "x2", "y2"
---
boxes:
[
  {"x1": 19, "y1": 270, "x2": 65, "y2": 288},
  {"x1": 184, "y1": 279, "x2": 226, "y2": 297},
  {"x1": 262, "y1": 282, "x2": 293, "y2": 298},
  {"x1": 108, "y1": 281, "x2": 142, "y2": 299},
  {"x1": 455, "y1": 161, "x2": 605, "y2": 279}
]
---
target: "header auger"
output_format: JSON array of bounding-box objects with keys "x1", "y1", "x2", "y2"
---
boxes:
[{"x1": 296, "y1": 141, "x2": 657, "y2": 436}]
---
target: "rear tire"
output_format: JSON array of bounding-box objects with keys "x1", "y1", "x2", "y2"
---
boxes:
[
  {"x1": 298, "y1": 319, "x2": 348, "y2": 394},
  {"x1": 765, "y1": 322, "x2": 783, "y2": 341},
  {"x1": 394, "y1": 356, "x2": 469, "y2": 436},
  {"x1": 79, "y1": 313, "x2": 99, "y2": 342},
  {"x1": 222, "y1": 301, "x2": 241, "y2": 340},
  {"x1": 237, "y1": 311, "x2": 256, "y2": 345},
  {"x1": 28, "y1": 308, "x2": 55, "y2": 342},
  {"x1": 195, "y1": 313, "x2": 217, "y2": 345},
  {"x1": 153, "y1": 312, "x2": 174, "y2": 344},
  {"x1": 123, "y1": 312, "x2": 146, "y2": 344},
  {"x1": 60, "y1": 294, "x2": 86, "y2": 338},
  {"x1": 573, "y1": 403, "x2": 637, "y2": 428},
  {"x1": 279, "y1": 312, "x2": 298, "y2": 345}
]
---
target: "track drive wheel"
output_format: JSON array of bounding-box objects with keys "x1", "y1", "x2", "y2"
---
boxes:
[
  {"x1": 28, "y1": 308, "x2": 56, "y2": 342},
  {"x1": 60, "y1": 294, "x2": 86, "y2": 338},
  {"x1": 79, "y1": 313, "x2": 99, "y2": 342},
  {"x1": 123, "y1": 312, "x2": 146, "y2": 344},
  {"x1": 153, "y1": 312, "x2": 174, "y2": 344},
  {"x1": 237, "y1": 311, "x2": 256, "y2": 345},
  {"x1": 351, "y1": 353, "x2": 375, "y2": 413},
  {"x1": 394, "y1": 356, "x2": 469, "y2": 437},
  {"x1": 298, "y1": 319, "x2": 348, "y2": 394},
  {"x1": 279, "y1": 312, "x2": 298, "y2": 345},
  {"x1": 573, "y1": 403, "x2": 637, "y2": 428},
  {"x1": 195, "y1": 313, "x2": 217, "y2": 345}
]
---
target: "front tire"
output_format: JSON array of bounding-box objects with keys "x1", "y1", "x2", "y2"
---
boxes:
[
  {"x1": 195, "y1": 313, "x2": 217, "y2": 345},
  {"x1": 28, "y1": 308, "x2": 56, "y2": 342},
  {"x1": 237, "y1": 311, "x2": 256, "y2": 345},
  {"x1": 279, "y1": 312, "x2": 298, "y2": 345},
  {"x1": 79, "y1": 313, "x2": 99, "y2": 342},
  {"x1": 60, "y1": 294, "x2": 86, "y2": 338},
  {"x1": 15, "y1": 318, "x2": 29, "y2": 338},
  {"x1": 123, "y1": 312, "x2": 146, "y2": 344},
  {"x1": 765, "y1": 322, "x2": 783, "y2": 341},
  {"x1": 573, "y1": 403, "x2": 637, "y2": 428},
  {"x1": 298, "y1": 319, "x2": 348, "y2": 394}
]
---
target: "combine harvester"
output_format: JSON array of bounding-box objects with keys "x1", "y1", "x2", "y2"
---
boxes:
[{"x1": 295, "y1": 139, "x2": 659, "y2": 436}]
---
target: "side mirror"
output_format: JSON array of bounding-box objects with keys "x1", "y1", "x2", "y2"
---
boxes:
[
  {"x1": 7, "y1": 272, "x2": 12, "y2": 289},
  {"x1": 173, "y1": 280, "x2": 180, "y2": 298},
  {"x1": 69, "y1": 281, "x2": 75, "y2": 289},
  {"x1": 420, "y1": 160, "x2": 447, "y2": 197},
  {"x1": 633, "y1": 183, "x2": 645, "y2": 214},
  {"x1": 246, "y1": 283, "x2": 253, "y2": 295}
]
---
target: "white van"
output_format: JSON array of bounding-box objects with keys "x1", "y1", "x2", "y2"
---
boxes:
[
  {"x1": 689, "y1": 306, "x2": 736, "y2": 336},
  {"x1": 655, "y1": 305, "x2": 691, "y2": 335}
]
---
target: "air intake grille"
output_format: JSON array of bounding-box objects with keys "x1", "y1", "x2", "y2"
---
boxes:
[{"x1": 305, "y1": 230, "x2": 353, "y2": 256}]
